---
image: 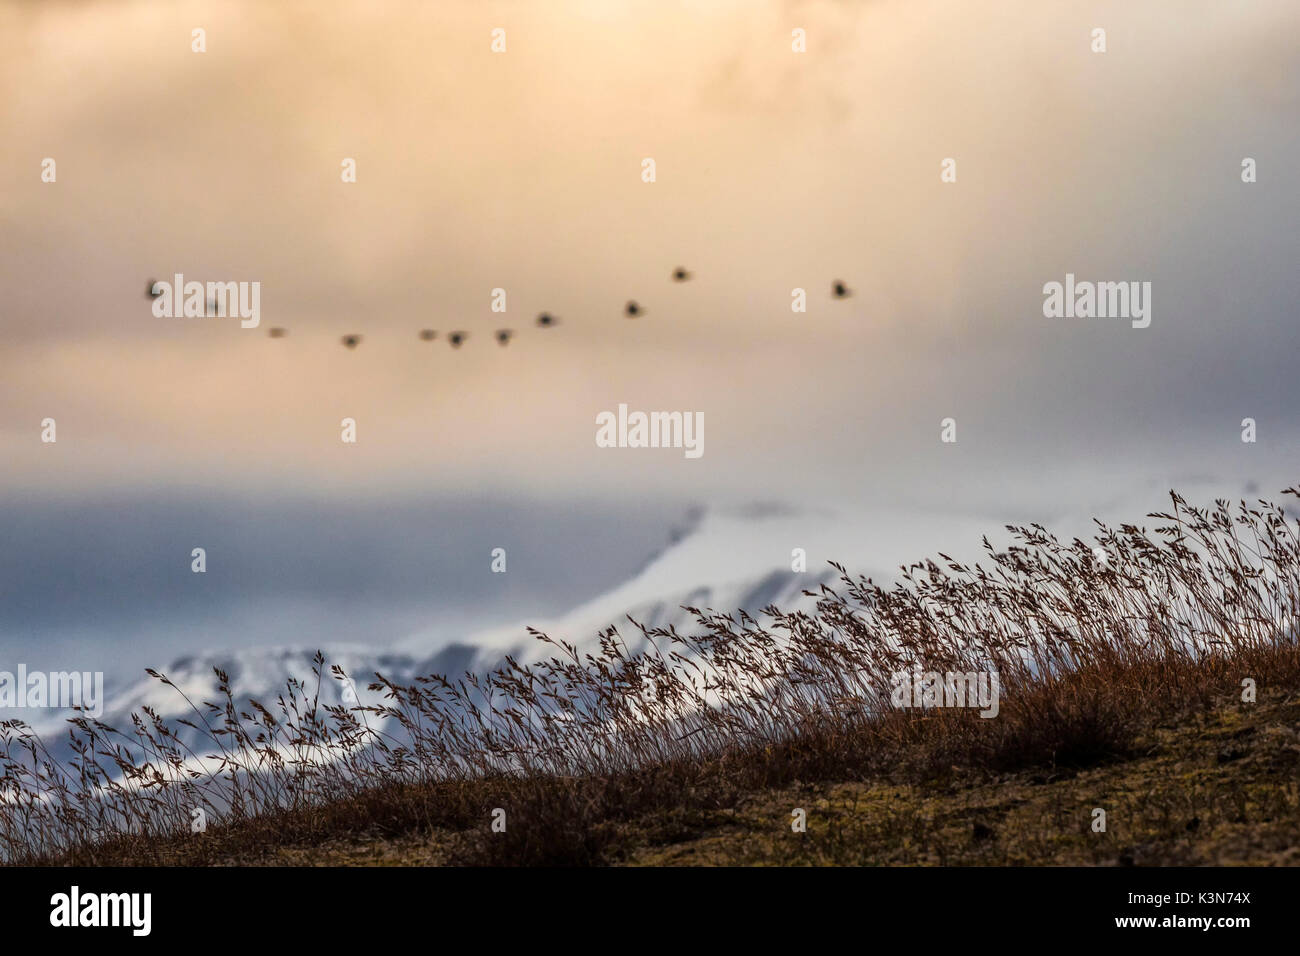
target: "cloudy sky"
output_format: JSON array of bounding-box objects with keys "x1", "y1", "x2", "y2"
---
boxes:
[{"x1": 2, "y1": 0, "x2": 1298, "y2": 679}]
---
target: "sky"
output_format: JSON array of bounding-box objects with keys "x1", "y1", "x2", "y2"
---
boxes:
[{"x1": 2, "y1": 0, "x2": 1298, "y2": 680}]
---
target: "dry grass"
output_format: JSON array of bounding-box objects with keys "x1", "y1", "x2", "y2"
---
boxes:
[{"x1": 5, "y1": 487, "x2": 1300, "y2": 866}]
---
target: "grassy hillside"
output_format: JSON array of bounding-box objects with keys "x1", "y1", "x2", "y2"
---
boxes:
[
  {"x1": 9, "y1": 488, "x2": 1300, "y2": 866},
  {"x1": 45, "y1": 678, "x2": 1299, "y2": 866}
]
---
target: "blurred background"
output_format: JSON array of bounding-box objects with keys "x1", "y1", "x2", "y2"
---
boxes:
[{"x1": 1, "y1": 0, "x2": 1298, "y2": 684}]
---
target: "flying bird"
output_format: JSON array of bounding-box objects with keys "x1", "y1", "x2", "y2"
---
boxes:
[
  {"x1": 495, "y1": 329, "x2": 513, "y2": 346},
  {"x1": 536, "y1": 312, "x2": 558, "y2": 328},
  {"x1": 448, "y1": 331, "x2": 467, "y2": 348},
  {"x1": 624, "y1": 300, "x2": 643, "y2": 317},
  {"x1": 832, "y1": 280, "x2": 851, "y2": 299},
  {"x1": 268, "y1": 327, "x2": 287, "y2": 338},
  {"x1": 672, "y1": 267, "x2": 692, "y2": 282},
  {"x1": 341, "y1": 334, "x2": 362, "y2": 349},
  {"x1": 418, "y1": 329, "x2": 437, "y2": 341}
]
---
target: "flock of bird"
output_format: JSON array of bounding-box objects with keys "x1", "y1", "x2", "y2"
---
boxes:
[{"x1": 146, "y1": 269, "x2": 854, "y2": 348}]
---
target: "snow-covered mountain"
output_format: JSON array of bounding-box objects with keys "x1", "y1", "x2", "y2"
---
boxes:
[
  {"x1": 26, "y1": 478, "x2": 1265, "y2": 772},
  {"x1": 19, "y1": 503, "x2": 996, "y2": 770}
]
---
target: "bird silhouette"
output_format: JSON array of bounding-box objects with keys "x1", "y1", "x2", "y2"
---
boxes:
[
  {"x1": 624, "y1": 300, "x2": 643, "y2": 318},
  {"x1": 495, "y1": 329, "x2": 513, "y2": 346},
  {"x1": 448, "y1": 331, "x2": 467, "y2": 348},
  {"x1": 418, "y1": 329, "x2": 437, "y2": 341},
  {"x1": 268, "y1": 327, "x2": 287, "y2": 338},
  {"x1": 341, "y1": 334, "x2": 362, "y2": 349},
  {"x1": 832, "y1": 280, "x2": 851, "y2": 299},
  {"x1": 536, "y1": 312, "x2": 558, "y2": 328},
  {"x1": 672, "y1": 267, "x2": 692, "y2": 282}
]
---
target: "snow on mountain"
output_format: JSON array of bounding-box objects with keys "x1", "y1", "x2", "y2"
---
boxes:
[
  {"x1": 14, "y1": 502, "x2": 1017, "y2": 769},
  {"x1": 13, "y1": 478, "x2": 1278, "y2": 780},
  {"x1": 401, "y1": 502, "x2": 995, "y2": 674}
]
